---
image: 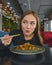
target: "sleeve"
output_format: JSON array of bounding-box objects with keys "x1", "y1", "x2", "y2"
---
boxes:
[{"x1": 8, "y1": 29, "x2": 23, "y2": 47}]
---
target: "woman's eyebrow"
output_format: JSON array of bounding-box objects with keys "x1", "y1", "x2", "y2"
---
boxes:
[
  {"x1": 23, "y1": 19, "x2": 36, "y2": 22},
  {"x1": 23, "y1": 19, "x2": 27, "y2": 21},
  {"x1": 30, "y1": 21, "x2": 36, "y2": 22}
]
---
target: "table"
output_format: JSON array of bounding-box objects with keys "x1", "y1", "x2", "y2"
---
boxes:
[{"x1": 0, "y1": 46, "x2": 52, "y2": 65}]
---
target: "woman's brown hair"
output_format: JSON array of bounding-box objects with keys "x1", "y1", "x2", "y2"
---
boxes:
[{"x1": 20, "y1": 10, "x2": 44, "y2": 46}]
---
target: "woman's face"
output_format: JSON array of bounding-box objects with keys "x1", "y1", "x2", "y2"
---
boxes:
[{"x1": 21, "y1": 14, "x2": 37, "y2": 36}]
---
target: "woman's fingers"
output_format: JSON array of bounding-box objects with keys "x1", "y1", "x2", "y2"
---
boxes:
[{"x1": 2, "y1": 34, "x2": 12, "y2": 46}]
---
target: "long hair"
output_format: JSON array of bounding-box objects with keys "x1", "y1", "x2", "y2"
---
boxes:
[{"x1": 20, "y1": 10, "x2": 44, "y2": 46}]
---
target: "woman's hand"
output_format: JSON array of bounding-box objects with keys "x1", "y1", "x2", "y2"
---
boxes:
[{"x1": 1, "y1": 34, "x2": 12, "y2": 46}]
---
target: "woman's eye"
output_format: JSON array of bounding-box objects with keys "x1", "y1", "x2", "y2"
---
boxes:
[
  {"x1": 23, "y1": 21, "x2": 28, "y2": 24},
  {"x1": 31, "y1": 22, "x2": 35, "y2": 25}
]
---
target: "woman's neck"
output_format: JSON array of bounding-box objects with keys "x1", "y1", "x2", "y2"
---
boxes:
[{"x1": 24, "y1": 34, "x2": 34, "y2": 41}]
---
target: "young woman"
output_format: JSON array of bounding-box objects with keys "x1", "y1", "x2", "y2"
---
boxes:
[{"x1": 2, "y1": 10, "x2": 44, "y2": 47}]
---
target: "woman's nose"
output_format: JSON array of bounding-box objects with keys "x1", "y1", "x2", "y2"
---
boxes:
[{"x1": 27, "y1": 24, "x2": 31, "y2": 28}]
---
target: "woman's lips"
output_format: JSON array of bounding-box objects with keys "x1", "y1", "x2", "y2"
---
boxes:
[{"x1": 26, "y1": 30, "x2": 30, "y2": 33}]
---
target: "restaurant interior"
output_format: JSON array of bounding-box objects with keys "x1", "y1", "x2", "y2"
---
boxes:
[
  {"x1": 0, "y1": 0, "x2": 52, "y2": 65},
  {"x1": 0, "y1": 0, "x2": 52, "y2": 47}
]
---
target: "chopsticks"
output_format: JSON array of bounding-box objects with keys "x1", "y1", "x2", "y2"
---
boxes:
[
  {"x1": 0, "y1": 34, "x2": 20, "y2": 40},
  {"x1": 10, "y1": 34, "x2": 20, "y2": 37}
]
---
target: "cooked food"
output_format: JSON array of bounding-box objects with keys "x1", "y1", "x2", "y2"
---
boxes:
[
  {"x1": 10, "y1": 42, "x2": 45, "y2": 55},
  {"x1": 16, "y1": 43, "x2": 38, "y2": 51}
]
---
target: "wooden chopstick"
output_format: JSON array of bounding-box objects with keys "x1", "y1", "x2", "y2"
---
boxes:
[
  {"x1": 10, "y1": 34, "x2": 20, "y2": 37},
  {"x1": 0, "y1": 34, "x2": 20, "y2": 40}
]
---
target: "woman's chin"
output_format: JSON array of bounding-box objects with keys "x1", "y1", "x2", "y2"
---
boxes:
[{"x1": 25, "y1": 33, "x2": 31, "y2": 36}]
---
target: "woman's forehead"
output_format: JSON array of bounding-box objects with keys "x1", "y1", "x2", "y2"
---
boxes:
[{"x1": 22, "y1": 14, "x2": 37, "y2": 21}]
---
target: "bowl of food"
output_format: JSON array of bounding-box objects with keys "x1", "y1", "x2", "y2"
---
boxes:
[{"x1": 10, "y1": 43, "x2": 45, "y2": 55}]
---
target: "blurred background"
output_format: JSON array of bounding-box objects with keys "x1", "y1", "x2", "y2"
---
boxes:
[
  {"x1": 0, "y1": 0, "x2": 52, "y2": 32},
  {"x1": 0, "y1": 0, "x2": 52, "y2": 47}
]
